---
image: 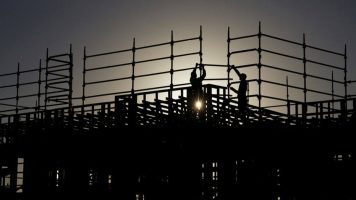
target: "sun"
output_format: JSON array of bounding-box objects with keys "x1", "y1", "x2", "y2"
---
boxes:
[{"x1": 195, "y1": 100, "x2": 202, "y2": 110}]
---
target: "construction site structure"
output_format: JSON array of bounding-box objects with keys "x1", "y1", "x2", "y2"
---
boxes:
[{"x1": 1, "y1": 23, "x2": 355, "y2": 200}]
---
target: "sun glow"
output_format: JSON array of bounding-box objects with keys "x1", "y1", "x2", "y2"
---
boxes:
[{"x1": 195, "y1": 100, "x2": 202, "y2": 110}]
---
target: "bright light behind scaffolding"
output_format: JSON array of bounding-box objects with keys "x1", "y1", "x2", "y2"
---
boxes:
[{"x1": 195, "y1": 100, "x2": 202, "y2": 110}]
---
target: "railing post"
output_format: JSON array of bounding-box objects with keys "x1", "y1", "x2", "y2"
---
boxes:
[
  {"x1": 302, "y1": 103, "x2": 307, "y2": 126},
  {"x1": 295, "y1": 103, "x2": 299, "y2": 125},
  {"x1": 340, "y1": 99, "x2": 346, "y2": 121},
  {"x1": 286, "y1": 76, "x2": 290, "y2": 124},
  {"x1": 45, "y1": 110, "x2": 51, "y2": 128},
  {"x1": 115, "y1": 96, "x2": 126, "y2": 127},
  {"x1": 26, "y1": 113, "x2": 30, "y2": 124},
  {"x1": 206, "y1": 85, "x2": 213, "y2": 125},
  {"x1": 68, "y1": 107, "x2": 74, "y2": 129},
  {"x1": 320, "y1": 102, "x2": 324, "y2": 121},
  {"x1": 287, "y1": 100, "x2": 291, "y2": 125},
  {"x1": 129, "y1": 95, "x2": 137, "y2": 127},
  {"x1": 99, "y1": 103, "x2": 105, "y2": 129},
  {"x1": 315, "y1": 103, "x2": 319, "y2": 121},
  {"x1": 54, "y1": 109, "x2": 59, "y2": 126}
]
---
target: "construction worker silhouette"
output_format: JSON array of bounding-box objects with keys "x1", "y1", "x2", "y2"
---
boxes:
[
  {"x1": 229, "y1": 65, "x2": 247, "y2": 119},
  {"x1": 188, "y1": 63, "x2": 206, "y2": 118}
]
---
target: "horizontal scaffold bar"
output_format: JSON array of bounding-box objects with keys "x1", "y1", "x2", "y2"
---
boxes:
[
  {"x1": 0, "y1": 103, "x2": 32, "y2": 109},
  {"x1": 47, "y1": 58, "x2": 71, "y2": 64},
  {"x1": 205, "y1": 78, "x2": 233, "y2": 81},
  {"x1": 260, "y1": 35, "x2": 344, "y2": 65},
  {"x1": 86, "y1": 36, "x2": 200, "y2": 58},
  {"x1": 0, "y1": 67, "x2": 40, "y2": 77},
  {"x1": 47, "y1": 85, "x2": 70, "y2": 91},
  {"x1": 262, "y1": 80, "x2": 344, "y2": 98},
  {"x1": 47, "y1": 67, "x2": 70, "y2": 73},
  {"x1": 86, "y1": 52, "x2": 199, "y2": 72},
  {"x1": 86, "y1": 76, "x2": 131, "y2": 85},
  {"x1": 0, "y1": 96, "x2": 16, "y2": 101},
  {"x1": 47, "y1": 80, "x2": 69, "y2": 86},
  {"x1": 307, "y1": 59, "x2": 344, "y2": 70},
  {"x1": 18, "y1": 93, "x2": 39, "y2": 99},
  {"x1": 18, "y1": 68, "x2": 40, "y2": 74},
  {"x1": 47, "y1": 63, "x2": 70, "y2": 69},
  {"x1": 46, "y1": 77, "x2": 69, "y2": 83},
  {"x1": 47, "y1": 94, "x2": 69, "y2": 99},
  {"x1": 262, "y1": 33, "x2": 303, "y2": 46},
  {"x1": 305, "y1": 44, "x2": 344, "y2": 56},
  {"x1": 262, "y1": 64, "x2": 344, "y2": 84},
  {"x1": 18, "y1": 80, "x2": 39, "y2": 86},
  {"x1": 230, "y1": 34, "x2": 258, "y2": 41},
  {"x1": 47, "y1": 72, "x2": 70, "y2": 78},
  {"x1": 230, "y1": 79, "x2": 258, "y2": 85},
  {"x1": 0, "y1": 84, "x2": 16, "y2": 89},
  {"x1": 0, "y1": 71, "x2": 17, "y2": 77},
  {"x1": 230, "y1": 48, "x2": 258, "y2": 55},
  {"x1": 48, "y1": 53, "x2": 70, "y2": 59},
  {"x1": 262, "y1": 49, "x2": 303, "y2": 61}
]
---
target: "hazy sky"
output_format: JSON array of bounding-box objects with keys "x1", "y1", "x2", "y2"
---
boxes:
[{"x1": 0, "y1": 0, "x2": 355, "y2": 109}]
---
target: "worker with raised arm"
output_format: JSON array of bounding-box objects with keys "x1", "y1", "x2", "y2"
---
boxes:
[
  {"x1": 189, "y1": 63, "x2": 206, "y2": 116},
  {"x1": 229, "y1": 65, "x2": 247, "y2": 114}
]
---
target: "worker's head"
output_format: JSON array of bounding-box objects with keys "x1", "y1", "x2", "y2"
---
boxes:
[{"x1": 240, "y1": 73, "x2": 247, "y2": 80}]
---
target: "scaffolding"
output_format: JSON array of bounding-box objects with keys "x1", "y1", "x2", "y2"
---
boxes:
[
  {"x1": 0, "y1": 23, "x2": 356, "y2": 200},
  {"x1": 0, "y1": 45, "x2": 73, "y2": 118}
]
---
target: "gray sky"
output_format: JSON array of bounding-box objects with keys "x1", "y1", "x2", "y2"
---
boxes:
[{"x1": 1, "y1": 0, "x2": 355, "y2": 109}]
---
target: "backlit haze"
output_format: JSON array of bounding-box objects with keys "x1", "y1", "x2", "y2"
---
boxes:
[{"x1": 1, "y1": 0, "x2": 355, "y2": 111}]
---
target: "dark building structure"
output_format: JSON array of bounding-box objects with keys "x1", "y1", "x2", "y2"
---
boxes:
[{"x1": 1, "y1": 24, "x2": 355, "y2": 200}]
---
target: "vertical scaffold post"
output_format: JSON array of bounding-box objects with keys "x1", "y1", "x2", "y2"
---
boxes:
[
  {"x1": 227, "y1": 26, "x2": 231, "y2": 99},
  {"x1": 37, "y1": 59, "x2": 42, "y2": 114},
  {"x1": 286, "y1": 76, "x2": 290, "y2": 102},
  {"x1": 286, "y1": 76, "x2": 290, "y2": 124},
  {"x1": 170, "y1": 30, "x2": 174, "y2": 98},
  {"x1": 199, "y1": 26, "x2": 203, "y2": 76},
  {"x1": 258, "y1": 21, "x2": 262, "y2": 119},
  {"x1": 206, "y1": 85, "x2": 212, "y2": 125},
  {"x1": 303, "y1": 33, "x2": 307, "y2": 104},
  {"x1": 169, "y1": 30, "x2": 174, "y2": 118},
  {"x1": 45, "y1": 48, "x2": 49, "y2": 111},
  {"x1": 302, "y1": 34, "x2": 307, "y2": 125},
  {"x1": 344, "y1": 44, "x2": 347, "y2": 102},
  {"x1": 82, "y1": 46, "x2": 86, "y2": 114},
  {"x1": 331, "y1": 71, "x2": 335, "y2": 118},
  {"x1": 69, "y1": 44, "x2": 73, "y2": 109},
  {"x1": 16, "y1": 63, "x2": 20, "y2": 115},
  {"x1": 131, "y1": 38, "x2": 136, "y2": 97}
]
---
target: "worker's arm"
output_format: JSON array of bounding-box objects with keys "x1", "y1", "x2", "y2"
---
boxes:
[
  {"x1": 232, "y1": 66, "x2": 241, "y2": 78},
  {"x1": 201, "y1": 65, "x2": 206, "y2": 80}
]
